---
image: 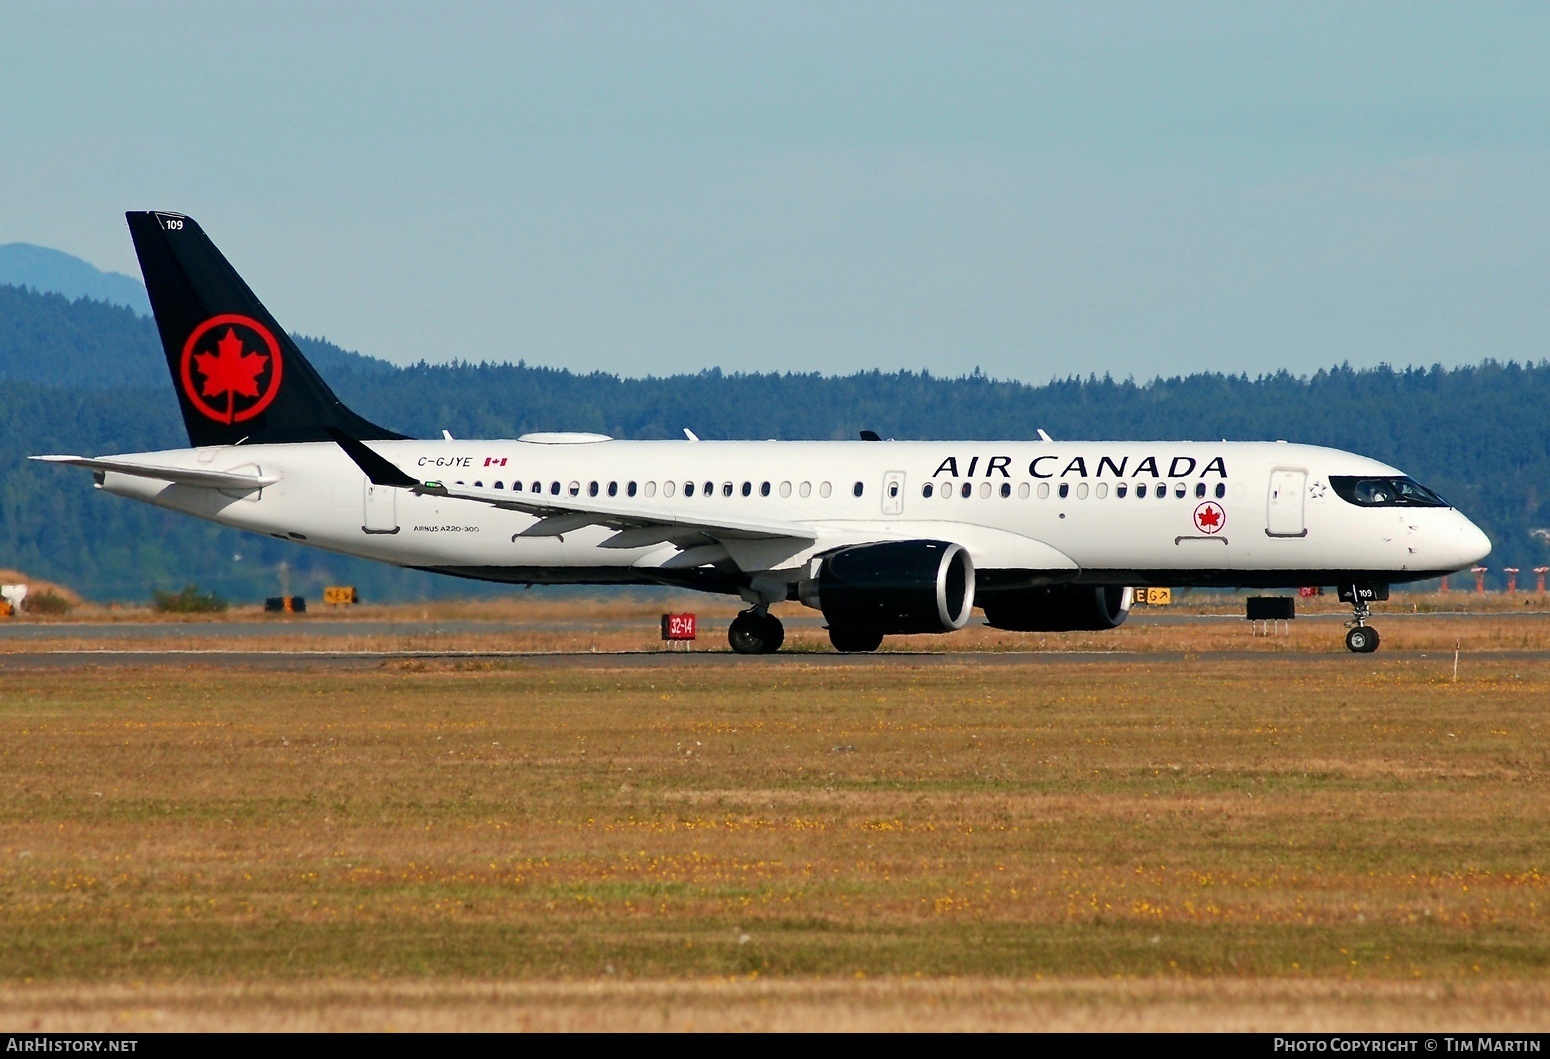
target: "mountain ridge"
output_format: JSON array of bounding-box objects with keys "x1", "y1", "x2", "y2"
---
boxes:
[{"x1": 0, "y1": 243, "x2": 151, "y2": 316}]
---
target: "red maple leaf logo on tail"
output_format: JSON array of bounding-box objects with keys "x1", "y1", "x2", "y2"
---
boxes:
[{"x1": 192, "y1": 327, "x2": 269, "y2": 422}]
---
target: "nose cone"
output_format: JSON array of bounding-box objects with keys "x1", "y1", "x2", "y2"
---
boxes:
[{"x1": 1447, "y1": 513, "x2": 1493, "y2": 570}]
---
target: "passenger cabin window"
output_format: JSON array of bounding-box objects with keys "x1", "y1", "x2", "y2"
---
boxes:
[
  {"x1": 922, "y1": 483, "x2": 934, "y2": 498},
  {"x1": 960, "y1": 482, "x2": 972, "y2": 499},
  {"x1": 761, "y1": 482, "x2": 771, "y2": 497},
  {"x1": 608, "y1": 482, "x2": 618, "y2": 497},
  {"x1": 588, "y1": 481, "x2": 599, "y2": 496},
  {"x1": 1018, "y1": 482, "x2": 1030, "y2": 498},
  {"x1": 1058, "y1": 483, "x2": 1069, "y2": 498},
  {"x1": 1076, "y1": 483, "x2": 1088, "y2": 499},
  {"x1": 663, "y1": 481, "x2": 675, "y2": 497},
  {"x1": 1215, "y1": 483, "x2": 1226, "y2": 499},
  {"x1": 684, "y1": 482, "x2": 695, "y2": 497},
  {"x1": 1136, "y1": 483, "x2": 1147, "y2": 498},
  {"x1": 859, "y1": 482, "x2": 869, "y2": 498},
  {"x1": 1037, "y1": 482, "x2": 1050, "y2": 499},
  {"x1": 474, "y1": 480, "x2": 483, "y2": 488},
  {"x1": 1195, "y1": 482, "x2": 1207, "y2": 498},
  {"x1": 780, "y1": 482, "x2": 792, "y2": 497},
  {"x1": 742, "y1": 482, "x2": 752, "y2": 497},
  {"x1": 704, "y1": 481, "x2": 713, "y2": 497},
  {"x1": 550, "y1": 481, "x2": 562, "y2": 495},
  {"x1": 1116, "y1": 483, "x2": 1127, "y2": 498},
  {"x1": 1096, "y1": 483, "x2": 1109, "y2": 498},
  {"x1": 820, "y1": 482, "x2": 832, "y2": 498},
  {"x1": 531, "y1": 481, "x2": 541, "y2": 493},
  {"x1": 799, "y1": 482, "x2": 812, "y2": 498},
  {"x1": 1000, "y1": 483, "x2": 1011, "y2": 498},
  {"x1": 723, "y1": 482, "x2": 734, "y2": 497},
  {"x1": 493, "y1": 481, "x2": 503, "y2": 489},
  {"x1": 513, "y1": 481, "x2": 523, "y2": 492},
  {"x1": 1174, "y1": 483, "x2": 1186, "y2": 498},
  {"x1": 569, "y1": 481, "x2": 580, "y2": 496},
  {"x1": 1329, "y1": 476, "x2": 1449, "y2": 507},
  {"x1": 627, "y1": 481, "x2": 637, "y2": 497}
]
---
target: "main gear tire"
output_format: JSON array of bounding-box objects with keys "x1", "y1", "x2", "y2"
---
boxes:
[
  {"x1": 828, "y1": 626, "x2": 884, "y2": 653},
  {"x1": 759, "y1": 613, "x2": 785, "y2": 653},
  {"x1": 729, "y1": 611, "x2": 784, "y2": 654}
]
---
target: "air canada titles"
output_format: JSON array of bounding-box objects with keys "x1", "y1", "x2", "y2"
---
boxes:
[{"x1": 931, "y1": 454, "x2": 1229, "y2": 480}]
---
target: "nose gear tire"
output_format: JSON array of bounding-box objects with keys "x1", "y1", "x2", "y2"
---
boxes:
[{"x1": 1345, "y1": 626, "x2": 1379, "y2": 653}]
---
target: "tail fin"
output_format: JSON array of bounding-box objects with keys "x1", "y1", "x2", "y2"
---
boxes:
[{"x1": 126, "y1": 211, "x2": 405, "y2": 446}]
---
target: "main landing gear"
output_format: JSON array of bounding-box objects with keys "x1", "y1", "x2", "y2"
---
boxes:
[
  {"x1": 728, "y1": 608, "x2": 785, "y2": 655},
  {"x1": 828, "y1": 626, "x2": 884, "y2": 653},
  {"x1": 1344, "y1": 597, "x2": 1380, "y2": 654}
]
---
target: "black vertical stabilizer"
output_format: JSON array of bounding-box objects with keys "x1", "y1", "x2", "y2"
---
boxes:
[{"x1": 126, "y1": 211, "x2": 405, "y2": 447}]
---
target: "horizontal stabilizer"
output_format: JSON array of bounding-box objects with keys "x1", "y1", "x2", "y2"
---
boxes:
[{"x1": 30, "y1": 455, "x2": 278, "y2": 490}]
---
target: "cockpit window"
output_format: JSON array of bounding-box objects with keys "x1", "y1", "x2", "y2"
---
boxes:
[{"x1": 1329, "y1": 475, "x2": 1449, "y2": 508}]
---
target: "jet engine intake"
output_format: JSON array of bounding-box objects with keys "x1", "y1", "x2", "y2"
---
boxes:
[
  {"x1": 802, "y1": 540, "x2": 975, "y2": 634},
  {"x1": 980, "y1": 585, "x2": 1133, "y2": 632}
]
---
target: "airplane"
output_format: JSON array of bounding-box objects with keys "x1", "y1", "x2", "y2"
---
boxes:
[{"x1": 33, "y1": 212, "x2": 1492, "y2": 654}]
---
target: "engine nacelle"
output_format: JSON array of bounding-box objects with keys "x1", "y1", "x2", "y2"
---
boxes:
[
  {"x1": 980, "y1": 585, "x2": 1133, "y2": 632},
  {"x1": 801, "y1": 540, "x2": 975, "y2": 634}
]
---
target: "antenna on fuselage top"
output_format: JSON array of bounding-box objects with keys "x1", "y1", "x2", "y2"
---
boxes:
[{"x1": 1037, "y1": 429, "x2": 1053, "y2": 442}]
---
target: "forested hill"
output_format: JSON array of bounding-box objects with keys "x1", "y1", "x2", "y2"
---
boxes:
[
  {"x1": 0, "y1": 284, "x2": 395, "y2": 389},
  {"x1": 2, "y1": 283, "x2": 1547, "y2": 601}
]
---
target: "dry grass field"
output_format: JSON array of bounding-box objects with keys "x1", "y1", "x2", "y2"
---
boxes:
[
  {"x1": 0, "y1": 648, "x2": 1547, "y2": 1030},
  {"x1": 5, "y1": 590, "x2": 1550, "y2": 656}
]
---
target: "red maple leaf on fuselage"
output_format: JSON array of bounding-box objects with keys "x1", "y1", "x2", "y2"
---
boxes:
[
  {"x1": 1198, "y1": 505, "x2": 1222, "y2": 528},
  {"x1": 192, "y1": 327, "x2": 268, "y2": 403}
]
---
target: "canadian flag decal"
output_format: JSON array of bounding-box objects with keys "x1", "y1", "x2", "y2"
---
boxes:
[{"x1": 484, "y1": 457, "x2": 508, "y2": 467}]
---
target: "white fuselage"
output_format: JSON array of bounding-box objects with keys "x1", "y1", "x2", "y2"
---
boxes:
[{"x1": 90, "y1": 436, "x2": 1491, "y2": 595}]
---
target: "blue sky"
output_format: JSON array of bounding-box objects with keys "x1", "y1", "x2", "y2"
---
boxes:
[{"x1": 2, "y1": 2, "x2": 1547, "y2": 380}]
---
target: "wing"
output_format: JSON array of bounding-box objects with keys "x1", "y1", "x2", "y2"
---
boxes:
[
  {"x1": 417, "y1": 480, "x2": 816, "y2": 543},
  {"x1": 30, "y1": 455, "x2": 278, "y2": 491}
]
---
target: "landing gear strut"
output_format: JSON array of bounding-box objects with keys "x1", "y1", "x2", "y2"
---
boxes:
[
  {"x1": 728, "y1": 608, "x2": 785, "y2": 655},
  {"x1": 1344, "y1": 597, "x2": 1380, "y2": 654}
]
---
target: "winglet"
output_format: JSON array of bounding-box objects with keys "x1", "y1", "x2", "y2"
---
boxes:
[{"x1": 326, "y1": 428, "x2": 419, "y2": 488}]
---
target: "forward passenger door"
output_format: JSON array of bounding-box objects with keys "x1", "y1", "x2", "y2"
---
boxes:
[{"x1": 1266, "y1": 468, "x2": 1308, "y2": 538}]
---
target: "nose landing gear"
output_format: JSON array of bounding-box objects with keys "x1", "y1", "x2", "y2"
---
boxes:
[
  {"x1": 1341, "y1": 584, "x2": 1386, "y2": 653},
  {"x1": 728, "y1": 608, "x2": 785, "y2": 654}
]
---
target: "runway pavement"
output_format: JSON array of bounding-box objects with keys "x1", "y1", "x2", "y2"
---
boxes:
[
  {"x1": 6, "y1": 647, "x2": 1550, "y2": 671},
  {"x1": 0, "y1": 608, "x2": 1542, "y2": 642}
]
